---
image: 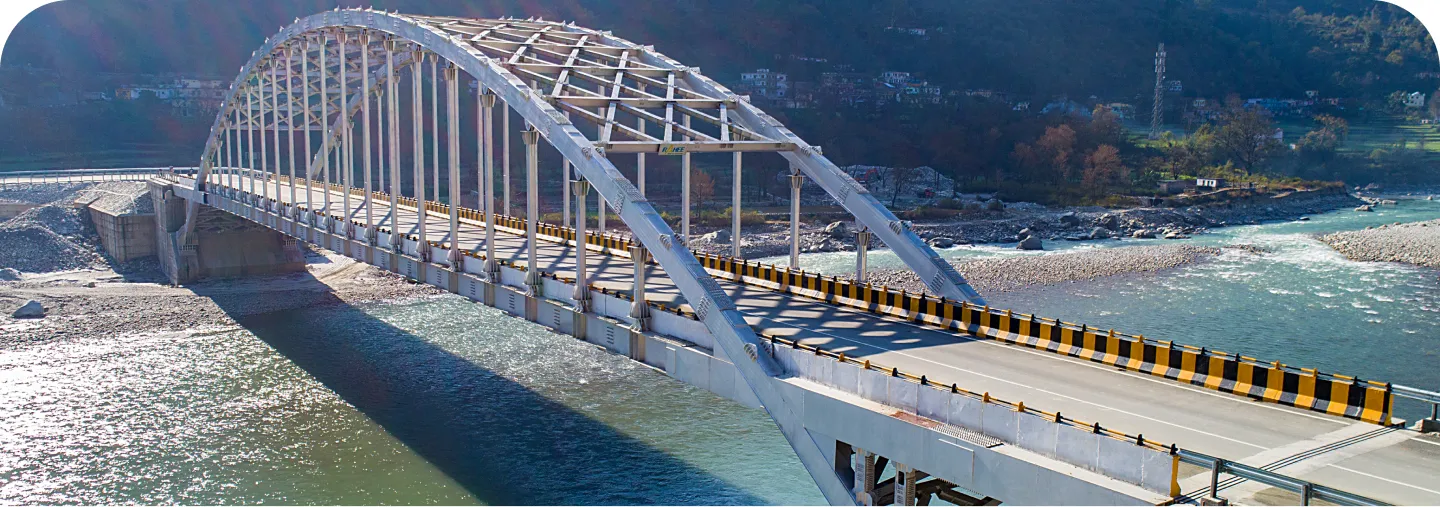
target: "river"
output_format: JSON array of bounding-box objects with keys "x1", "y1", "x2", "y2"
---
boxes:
[{"x1": 2, "y1": 200, "x2": 1437, "y2": 504}]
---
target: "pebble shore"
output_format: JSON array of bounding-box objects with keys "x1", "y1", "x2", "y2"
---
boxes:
[
  {"x1": 0, "y1": 182, "x2": 442, "y2": 342},
  {"x1": 1, "y1": 251, "x2": 445, "y2": 343},
  {"x1": 862, "y1": 244, "x2": 1234, "y2": 294},
  {"x1": 1319, "y1": 219, "x2": 1440, "y2": 270}
]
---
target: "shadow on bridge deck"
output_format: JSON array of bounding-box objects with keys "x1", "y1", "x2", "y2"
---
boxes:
[{"x1": 193, "y1": 270, "x2": 786, "y2": 505}]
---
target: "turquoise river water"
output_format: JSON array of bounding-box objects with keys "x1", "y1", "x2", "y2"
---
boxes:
[{"x1": 2, "y1": 199, "x2": 1437, "y2": 504}]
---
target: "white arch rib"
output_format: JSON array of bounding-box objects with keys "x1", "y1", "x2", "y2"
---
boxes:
[{"x1": 183, "y1": 10, "x2": 992, "y2": 504}]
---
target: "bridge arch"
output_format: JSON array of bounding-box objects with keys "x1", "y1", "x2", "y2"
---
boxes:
[{"x1": 184, "y1": 10, "x2": 987, "y2": 503}]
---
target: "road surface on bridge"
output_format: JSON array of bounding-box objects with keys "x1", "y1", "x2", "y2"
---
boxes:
[{"x1": 37, "y1": 170, "x2": 1418, "y2": 503}]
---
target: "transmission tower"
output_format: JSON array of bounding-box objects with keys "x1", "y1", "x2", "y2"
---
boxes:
[{"x1": 1149, "y1": 43, "x2": 1166, "y2": 140}]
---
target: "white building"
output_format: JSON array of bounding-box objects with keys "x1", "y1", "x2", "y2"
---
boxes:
[
  {"x1": 880, "y1": 71, "x2": 911, "y2": 85},
  {"x1": 740, "y1": 69, "x2": 788, "y2": 99},
  {"x1": 1405, "y1": 91, "x2": 1426, "y2": 109}
]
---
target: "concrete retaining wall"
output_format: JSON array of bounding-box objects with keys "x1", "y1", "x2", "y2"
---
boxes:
[
  {"x1": 0, "y1": 201, "x2": 37, "y2": 220},
  {"x1": 89, "y1": 208, "x2": 156, "y2": 262}
]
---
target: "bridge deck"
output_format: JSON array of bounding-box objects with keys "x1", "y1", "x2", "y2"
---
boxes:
[{"x1": 211, "y1": 173, "x2": 1440, "y2": 504}]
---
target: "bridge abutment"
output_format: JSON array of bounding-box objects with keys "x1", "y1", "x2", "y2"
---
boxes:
[{"x1": 150, "y1": 180, "x2": 304, "y2": 284}]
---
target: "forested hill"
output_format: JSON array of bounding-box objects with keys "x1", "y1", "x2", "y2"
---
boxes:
[{"x1": 2, "y1": 0, "x2": 1435, "y2": 100}]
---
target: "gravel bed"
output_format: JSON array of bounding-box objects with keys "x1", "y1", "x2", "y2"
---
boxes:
[
  {"x1": 76, "y1": 182, "x2": 153, "y2": 215},
  {"x1": 0, "y1": 226, "x2": 105, "y2": 273},
  {"x1": 0, "y1": 183, "x2": 107, "y2": 273},
  {"x1": 1319, "y1": 220, "x2": 1440, "y2": 269},
  {"x1": 0, "y1": 183, "x2": 93, "y2": 204},
  {"x1": 863, "y1": 244, "x2": 1228, "y2": 294}
]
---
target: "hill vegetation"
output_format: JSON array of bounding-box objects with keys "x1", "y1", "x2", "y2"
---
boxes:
[{"x1": 1, "y1": 0, "x2": 1437, "y2": 202}]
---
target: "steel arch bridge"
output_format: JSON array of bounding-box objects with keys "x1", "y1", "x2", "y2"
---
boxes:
[{"x1": 181, "y1": 9, "x2": 986, "y2": 504}]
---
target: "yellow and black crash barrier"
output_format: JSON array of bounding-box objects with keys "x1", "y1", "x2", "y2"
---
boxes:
[
  {"x1": 254, "y1": 175, "x2": 1392, "y2": 424},
  {"x1": 692, "y1": 250, "x2": 1394, "y2": 425}
]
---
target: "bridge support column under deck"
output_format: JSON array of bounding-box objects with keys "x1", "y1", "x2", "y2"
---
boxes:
[
  {"x1": 853, "y1": 448, "x2": 877, "y2": 506},
  {"x1": 896, "y1": 464, "x2": 927, "y2": 506},
  {"x1": 855, "y1": 229, "x2": 873, "y2": 284}
]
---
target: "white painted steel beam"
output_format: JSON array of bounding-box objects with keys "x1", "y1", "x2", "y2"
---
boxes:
[{"x1": 183, "y1": 11, "x2": 869, "y2": 502}]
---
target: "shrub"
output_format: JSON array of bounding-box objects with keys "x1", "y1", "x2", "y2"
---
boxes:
[
  {"x1": 935, "y1": 197, "x2": 964, "y2": 209},
  {"x1": 899, "y1": 206, "x2": 961, "y2": 220}
]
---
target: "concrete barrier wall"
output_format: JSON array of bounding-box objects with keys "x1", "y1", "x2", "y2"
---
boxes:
[
  {"x1": 785, "y1": 378, "x2": 1168, "y2": 505},
  {"x1": 769, "y1": 342, "x2": 1180, "y2": 498}
]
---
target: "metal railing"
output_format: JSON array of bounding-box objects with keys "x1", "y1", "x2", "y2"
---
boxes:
[
  {"x1": 0, "y1": 167, "x2": 197, "y2": 188},
  {"x1": 1179, "y1": 449, "x2": 1388, "y2": 506},
  {"x1": 1393, "y1": 384, "x2": 1440, "y2": 424}
]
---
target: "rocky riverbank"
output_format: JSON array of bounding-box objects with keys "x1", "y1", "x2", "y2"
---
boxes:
[
  {"x1": 0, "y1": 182, "x2": 442, "y2": 342},
  {"x1": 685, "y1": 188, "x2": 1362, "y2": 258},
  {"x1": 1319, "y1": 219, "x2": 1440, "y2": 270},
  {"x1": 1, "y1": 250, "x2": 445, "y2": 343},
  {"x1": 911, "y1": 188, "x2": 1362, "y2": 247},
  {"x1": 860, "y1": 244, "x2": 1260, "y2": 294}
]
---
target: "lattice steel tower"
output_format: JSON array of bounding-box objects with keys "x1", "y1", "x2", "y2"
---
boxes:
[{"x1": 1149, "y1": 43, "x2": 1166, "y2": 139}]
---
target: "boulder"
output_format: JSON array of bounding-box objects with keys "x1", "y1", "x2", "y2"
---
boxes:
[
  {"x1": 1058, "y1": 211, "x2": 1081, "y2": 226},
  {"x1": 702, "y1": 229, "x2": 732, "y2": 244},
  {"x1": 1354, "y1": 204, "x2": 1373, "y2": 212},
  {"x1": 1089, "y1": 227, "x2": 1112, "y2": 240},
  {"x1": 1132, "y1": 229, "x2": 1155, "y2": 239},
  {"x1": 1163, "y1": 231, "x2": 1189, "y2": 240},
  {"x1": 824, "y1": 221, "x2": 850, "y2": 239},
  {"x1": 1095, "y1": 214, "x2": 1119, "y2": 230},
  {"x1": 984, "y1": 199, "x2": 1005, "y2": 211},
  {"x1": 1017, "y1": 235, "x2": 1044, "y2": 250},
  {"x1": 1298, "y1": 216, "x2": 1310, "y2": 221},
  {"x1": 929, "y1": 237, "x2": 955, "y2": 248},
  {"x1": 0, "y1": 268, "x2": 20, "y2": 281},
  {"x1": 12, "y1": 300, "x2": 45, "y2": 318}
]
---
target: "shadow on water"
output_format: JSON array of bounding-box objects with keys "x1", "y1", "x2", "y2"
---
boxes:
[{"x1": 195, "y1": 270, "x2": 771, "y2": 505}]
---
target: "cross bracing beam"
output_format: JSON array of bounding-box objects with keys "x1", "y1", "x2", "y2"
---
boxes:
[{"x1": 184, "y1": 10, "x2": 988, "y2": 504}]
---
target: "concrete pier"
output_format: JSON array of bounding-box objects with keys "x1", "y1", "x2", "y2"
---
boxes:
[{"x1": 149, "y1": 180, "x2": 303, "y2": 284}]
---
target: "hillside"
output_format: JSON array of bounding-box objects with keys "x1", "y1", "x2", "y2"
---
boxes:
[{"x1": 1, "y1": 0, "x2": 1435, "y2": 100}]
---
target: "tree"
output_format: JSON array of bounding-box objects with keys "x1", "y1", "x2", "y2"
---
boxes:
[
  {"x1": 1087, "y1": 105, "x2": 1126, "y2": 148},
  {"x1": 1314, "y1": 114, "x2": 1349, "y2": 144},
  {"x1": 1082, "y1": 144, "x2": 1128, "y2": 189},
  {"x1": 889, "y1": 165, "x2": 914, "y2": 207},
  {"x1": 691, "y1": 170, "x2": 715, "y2": 207},
  {"x1": 1035, "y1": 124, "x2": 1078, "y2": 180},
  {"x1": 1213, "y1": 100, "x2": 1280, "y2": 175}
]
